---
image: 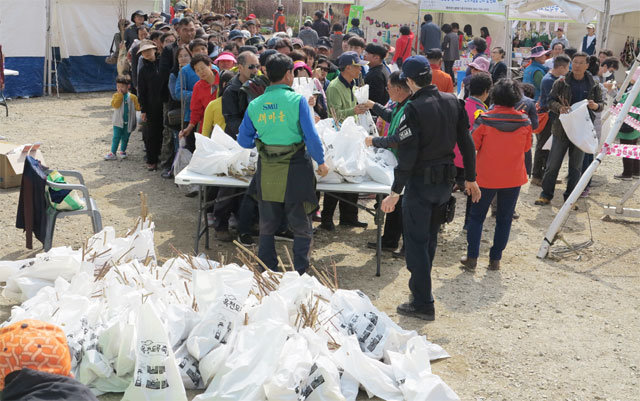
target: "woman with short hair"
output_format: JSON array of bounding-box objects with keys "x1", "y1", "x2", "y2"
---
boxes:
[{"x1": 461, "y1": 79, "x2": 532, "y2": 271}]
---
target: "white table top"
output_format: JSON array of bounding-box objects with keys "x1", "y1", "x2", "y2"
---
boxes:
[
  {"x1": 4, "y1": 69, "x2": 18, "y2": 76},
  {"x1": 175, "y1": 168, "x2": 392, "y2": 195}
]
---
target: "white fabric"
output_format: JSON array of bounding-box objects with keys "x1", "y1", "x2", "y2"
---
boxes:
[{"x1": 0, "y1": 0, "x2": 46, "y2": 57}]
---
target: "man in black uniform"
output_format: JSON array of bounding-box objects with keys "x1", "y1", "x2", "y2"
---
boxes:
[{"x1": 381, "y1": 56, "x2": 481, "y2": 321}]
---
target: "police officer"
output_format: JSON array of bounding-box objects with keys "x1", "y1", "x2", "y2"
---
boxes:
[
  {"x1": 380, "y1": 56, "x2": 481, "y2": 321},
  {"x1": 237, "y1": 54, "x2": 329, "y2": 274}
]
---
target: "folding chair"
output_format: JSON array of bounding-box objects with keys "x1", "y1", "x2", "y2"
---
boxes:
[{"x1": 43, "y1": 169, "x2": 103, "y2": 251}]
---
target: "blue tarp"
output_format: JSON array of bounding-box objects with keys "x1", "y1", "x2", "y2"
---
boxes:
[
  {"x1": 57, "y1": 55, "x2": 117, "y2": 93},
  {"x1": 4, "y1": 57, "x2": 44, "y2": 98}
]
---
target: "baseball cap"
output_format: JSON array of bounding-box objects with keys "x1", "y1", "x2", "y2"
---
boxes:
[
  {"x1": 469, "y1": 57, "x2": 490, "y2": 72},
  {"x1": 245, "y1": 13, "x2": 256, "y2": 21},
  {"x1": 246, "y1": 36, "x2": 263, "y2": 47},
  {"x1": 586, "y1": 23, "x2": 595, "y2": 29},
  {"x1": 316, "y1": 37, "x2": 332, "y2": 49},
  {"x1": 557, "y1": 27, "x2": 564, "y2": 32},
  {"x1": 292, "y1": 38, "x2": 304, "y2": 48},
  {"x1": 337, "y1": 51, "x2": 369, "y2": 68},
  {"x1": 228, "y1": 29, "x2": 244, "y2": 41},
  {"x1": 400, "y1": 55, "x2": 431, "y2": 80},
  {"x1": 0, "y1": 320, "x2": 72, "y2": 390}
]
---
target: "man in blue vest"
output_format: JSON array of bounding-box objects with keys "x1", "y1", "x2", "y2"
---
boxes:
[
  {"x1": 523, "y1": 46, "x2": 550, "y2": 101},
  {"x1": 237, "y1": 54, "x2": 329, "y2": 275}
]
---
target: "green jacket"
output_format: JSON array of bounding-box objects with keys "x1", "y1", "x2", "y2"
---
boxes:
[
  {"x1": 617, "y1": 91, "x2": 640, "y2": 141},
  {"x1": 326, "y1": 75, "x2": 357, "y2": 123}
]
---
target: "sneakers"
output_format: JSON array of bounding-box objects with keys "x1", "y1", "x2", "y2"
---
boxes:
[
  {"x1": 312, "y1": 210, "x2": 322, "y2": 222},
  {"x1": 237, "y1": 233, "x2": 255, "y2": 246},
  {"x1": 534, "y1": 197, "x2": 551, "y2": 206},
  {"x1": 339, "y1": 220, "x2": 368, "y2": 228},
  {"x1": 392, "y1": 247, "x2": 405, "y2": 259},
  {"x1": 275, "y1": 229, "x2": 294, "y2": 242},
  {"x1": 318, "y1": 222, "x2": 336, "y2": 231},
  {"x1": 530, "y1": 177, "x2": 543, "y2": 187},
  {"x1": 580, "y1": 187, "x2": 591, "y2": 198},
  {"x1": 396, "y1": 302, "x2": 435, "y2": 321},
  {"x1": 117, "y1": 151, "x2": 127, "y2": 159},
  {"x1": 104, "y1": 152, "x2": 117, "y2": 160}
]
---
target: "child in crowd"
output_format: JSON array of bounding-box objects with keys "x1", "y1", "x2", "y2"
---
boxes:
[{"x1": 106, "y1": 76, "x2": 140, "y2": 160}]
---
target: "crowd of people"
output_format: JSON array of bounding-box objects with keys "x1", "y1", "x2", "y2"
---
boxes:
[{"x1": 106, "y1": 6, "x2": 639, "y2": 322}]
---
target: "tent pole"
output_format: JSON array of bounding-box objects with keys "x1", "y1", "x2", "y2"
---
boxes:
[
  {"x1": 601, "y1": 0, "x2": 611, "y2": 49},
  {"x1": 416, "y1": 2, "x2": 421, "y2": 54},
  {"x1": 505, "y1": 3, "x2": 512, "y2": 79},
  {"x1": 298, "y1": 0, "x2": 303, "y2": 35},
  {"x1": 537, "y1": 56, "x2": 640, "y2": 259}
]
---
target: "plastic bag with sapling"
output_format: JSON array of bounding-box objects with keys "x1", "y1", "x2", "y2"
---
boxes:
[
  {"x1": 365, "y1": 147, "x2": 397, "y2": 185},
  {"x1": 263, "y1": 332, "x2": 314, "y2": 400},
  {"x1": 186, "y1": 265, "x2": 253, "y2": 360},
  {"x1": 189, "y1": 128, "x2": 256, "y2": 177},
  {"x1": 293, "y1": 77, "x2": 316, "y2": 100},
  {"x1": 295, "y1": 356, "x2": 346, "y2": 401},
  {"x1": 172, "y1": 137, "x2": 193, "y2": 188},
  {"x1": 175, "y1": 342, "x2": 205, "y2": 389},
  {"x1": 122, "y1": 302, "x2": 187, "y2": 401},
  {"x1": 387, "y1": 336, "x2": 460, "y2": 401},
  {"x1": 331, "y1": 117, "x2": 368, "y2": 183},
  {"x1": 354, "y1": 85, "x2": 378, "y2": 135}
]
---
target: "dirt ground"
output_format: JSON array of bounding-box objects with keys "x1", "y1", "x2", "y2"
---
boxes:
[{"x1": 1, "y1": 92, "x2": 639, "y2": 400}]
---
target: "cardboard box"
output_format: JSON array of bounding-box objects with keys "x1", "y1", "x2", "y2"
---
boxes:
[{"x1": 0, "y1": 142, "x2": 46, "y2": 189}]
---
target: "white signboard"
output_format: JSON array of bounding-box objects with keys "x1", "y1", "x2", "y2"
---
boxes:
[{"x1": 419, "y1": 0, "x2": 506, "y2": 15}]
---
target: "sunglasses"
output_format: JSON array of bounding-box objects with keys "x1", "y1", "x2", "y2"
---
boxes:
[
  {"x1": 318, "y1": 66, "x2": 330, "y2": 72},
  {"x1": 246, "y1": 64, "x2": 259, "y2": 70}
]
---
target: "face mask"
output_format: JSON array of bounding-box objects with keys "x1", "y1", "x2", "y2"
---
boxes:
[{"x1": 603, "y1": 70, "x2": 613, "y2": 78}]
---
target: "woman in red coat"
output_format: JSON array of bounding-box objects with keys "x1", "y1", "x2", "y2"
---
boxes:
[
  {"x1": 460, "y1": 79, "x2": 532, "y2": 271},
  {"x1": 393, "y1": 25, "x2": 414, "y2": 67}
]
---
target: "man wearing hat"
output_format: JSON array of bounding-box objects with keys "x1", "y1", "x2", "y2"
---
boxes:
[
  {"x1": 380, "y1": 55, "x2": 480, "y2": 321},
  {"x1": 364, "y1": 43, "x2": 390, "y2": 105},
  {"x1": 316, "y1": 37, "x2": 332, "y2": 59},
  {"x1": 582, "y1": 23, "x2": 597, "y2": 55},
  {"x1": 125, "y1": 10, "x2": 147, "y2": 50},
  {"x1": 320, "y1": 51, "x2": 369, "y2": 230},
  {"x1": 523, "y1": 45, "x2": 550, "y2": 101},
  {"x1": 273, "y1": 5, "x2": 287, "y2": 33},
  {"x1": 245, "y1": 19, "x2": 265, "y2": 42},
  {"x1": 550, "y1": 27, "x2": 570, "y2": 50},
  {"x1": 229, "y1": 29, "x2": 246, "y2": 46},
  {"x1": 299, "y1": 19, "x2": 319, "y2": 48}
]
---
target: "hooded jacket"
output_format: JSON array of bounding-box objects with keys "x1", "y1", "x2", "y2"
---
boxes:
[{"x1": 472, "y1": 106, "x2": 532, "y2": 188}]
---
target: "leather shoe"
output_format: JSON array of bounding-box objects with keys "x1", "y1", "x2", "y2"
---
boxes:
[
  {"x1": 392, "y1": 247, "x2": 405, "y2": 259},
  {"x1": 366, "y1": 241, "x2": 397, "y2": 252},
  {"x1": 340, "y1": 220, "x2": 368, "y2": 228},
  {"x1": 488, "y1": 259, "x2": 500, "y2": 270},
  {"x1": 460, "y1": 255, "x2": 477, "y2": 271},
  {"x1": 396, "y1": 302, "x2": 435, "y2": 321},
  {"x1": 318, "y1": 222, "x2": 335, "y2": 231},
  {"x1": 214, "y1": 230, "x2": 233, "y2": 243}
]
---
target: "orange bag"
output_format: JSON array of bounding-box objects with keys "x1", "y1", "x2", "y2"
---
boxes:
[
  {"x1": 535, "y1": 111, "x2": 549, "y2": 134},
  {"x1": 0, "y1": 320, "x2": 72, "y2": 389}
]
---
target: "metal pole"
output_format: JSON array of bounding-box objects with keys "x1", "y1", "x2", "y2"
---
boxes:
[
  {"x1": 601, "y1": 0, "x2": 612, "y2": 49},
  {"x1": 537, "y1": 58, "x2": 640, "y2": 259},
  {"x1": 505, "y1": 3, "x2": 512, "y2": 79},
  {"x1": 299, "y1": 0, "x2": 303, "y2": 35}
]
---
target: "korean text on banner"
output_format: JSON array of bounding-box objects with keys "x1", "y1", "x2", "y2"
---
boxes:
[
  {"x1": 346, "y1": 5, "x2": 364, "y2": 32},
  {"x1": 419, "y1": 0, "x2": 506, "y2": 15}
]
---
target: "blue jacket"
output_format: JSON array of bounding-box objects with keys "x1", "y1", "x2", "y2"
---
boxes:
[
  {"x1": 420, "y1": 21, "x2": 441, "y2": 53},
  {"x1": 523, "y1": 61, "x2": 549, "y2": 101},
  {"x1": 175, "y1": 64, "x2": 200, "y2": 122}
]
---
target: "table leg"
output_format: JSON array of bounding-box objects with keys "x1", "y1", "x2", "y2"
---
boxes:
[
  {"x1": 375, "y1": 194, "x2": 383, "y2": 277},
  {"x1": 204, "y1": 186, "x2": 210, "y2": 250},
  {"x1": 194, "y1": 185, "x2": 203, "y2": 254}
]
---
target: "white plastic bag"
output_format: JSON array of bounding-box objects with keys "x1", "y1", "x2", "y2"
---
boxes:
[
  {"x1": 122, "y1": 302, "x2": 188, "y2": 401},
  {"x1": 559, "y1": 99, "x2": 598, "y2": 154},
  {"x1": 293, "y1": 77, "x2": 316, "y2": 100},
  {"x1": 172, "y1": 137, "x2": 192, "y2": 179},
  {"x1": 175, "y1": 342, "x2": 205, "y2": 390},
  {"x1": 354, "y1": 85, "x2": 378, "y2": 135},
  {"x1": 365, "y1": 147, "x2": 397, "y2": 185},
  {"x1": 332, "y1": 117, "x2": 368, "y2": 180},
  {"x1": 189, "y1": 128, "x2": 255, "y2": 177}
]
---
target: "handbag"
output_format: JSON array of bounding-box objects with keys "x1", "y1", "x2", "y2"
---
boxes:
[
  {"x1": 438, "y1": 195, "x2": 457, "y2": 225},
  {"x1": 105, "y1": 34, "x2": 119, "y2": 65},
  {"x1": 166, "y1": 108, "x2": 182, "y2": 128}
]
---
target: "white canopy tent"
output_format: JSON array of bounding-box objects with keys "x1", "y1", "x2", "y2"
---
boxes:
[{"x1": 0, "y1": 0, "x2": 159, "y2": 97}]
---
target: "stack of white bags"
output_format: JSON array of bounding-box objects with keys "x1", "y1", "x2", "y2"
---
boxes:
[{"x1": 0, "y1": 219, "x2": 459, "y2": 401}]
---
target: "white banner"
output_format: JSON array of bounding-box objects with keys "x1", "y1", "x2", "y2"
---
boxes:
[{"x1": 419, "y1": 0, "x2": 506, "y2": 15}]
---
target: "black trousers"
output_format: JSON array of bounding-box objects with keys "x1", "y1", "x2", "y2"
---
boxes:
[
  {"x1": 212, "y1": 188, "x2": 240, "y2": 231},
  {"x1": 144, "y1": 104, "x2": 164, "y2": 165},
  {"x1": 532, "y1": 115, "x2": 554, "y2": 180},
  {"x1": 381, "y1": 196, "x2": 403, "y2": 248},
  {"x1": 443, "y1": 60, "x2": 456, "y2": 84},
  {"x1": 403, "y1": 177, "x2": 451, "y2": 308},
  {"x1": 258, "y1": 201, "x2": 313, "y2": 274},
  {"x1": 321, "y1": 192, "x2": 359, "y2": 224},
  {"x1": 620, "y1": 138, "x2": 640, "y2": 177}
]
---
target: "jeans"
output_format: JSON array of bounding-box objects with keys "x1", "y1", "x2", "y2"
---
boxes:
[
  {"x1": 467, "y1": 186, "x2": 520, "y2": 261},
  {"x1": 402, "y1": 177, "x2": 451, "y2": 308},
  {"x1": 541, "y1": 133, "x2": 585, "y2": 201},
  {"x1": 111, "y1": 126, "x2": 131, "y2": 154},
  {"x1": 532, "y1": 116, "x2": 554, "y2": 179},
  {"x1": 258, "y1": 201, "x2": 313, "y2": 274}
]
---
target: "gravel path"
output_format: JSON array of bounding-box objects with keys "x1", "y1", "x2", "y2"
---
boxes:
[{"x1": 1, "y1": 92, "x2": 639, "y2": 400}]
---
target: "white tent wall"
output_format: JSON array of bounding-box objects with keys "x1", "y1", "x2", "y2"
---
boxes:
[
  {"x1": 50, "y1": 0, "x2": 157, "y2": 93},
  {"x1": 0, "y1": 0, "x2": 47, "y2": 97},
  {"x1": 606, "y1": 11, "x2": 640, "y2": 83}
]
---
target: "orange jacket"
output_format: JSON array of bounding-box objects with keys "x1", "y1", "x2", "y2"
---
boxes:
[
  {"x1": 393, "y1": 32, "x2": 414, "y2": 63},
  {"x1": 472, "y1": 106, "x2": 532, "y2": 189},
  {"x1": 430, "y1": 64, "x2": 454, "y2": 93}
]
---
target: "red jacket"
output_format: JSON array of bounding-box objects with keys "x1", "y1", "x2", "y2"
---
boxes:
[
  {"x1": 190, "y1": 74, "x2": 219, "y2": 130},
  {"x1": 472, "y1": 106, "x2": 532, "y2": 189},
  {"x1": 393, "y1": 32, "x2": 414, "y2": 63}
]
